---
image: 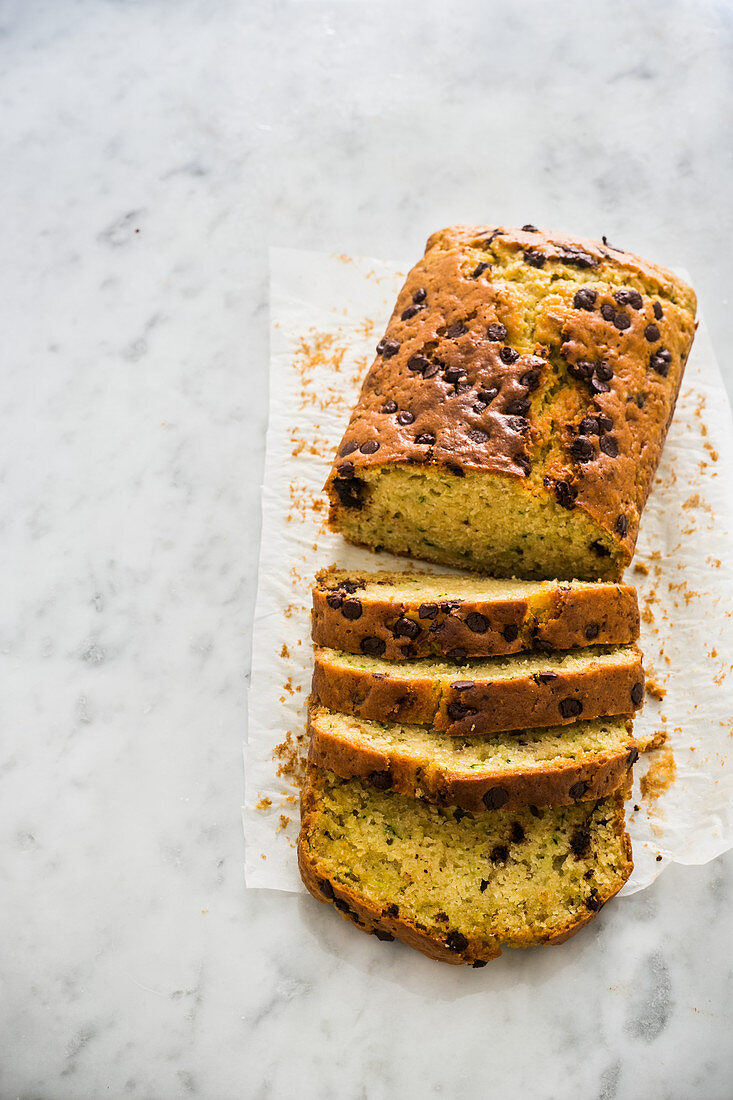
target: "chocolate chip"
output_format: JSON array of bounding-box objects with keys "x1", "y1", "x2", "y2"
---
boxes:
[
  {"x1": 467, "y1": 429, "x2": 489, "y2": 445},
  {"x1": 326, "y1": 593, "x2": 343, "y2": 609},
  {"x1": 340, "y1": 440, "x2": 359, "y2": 456},
  {"x1": 445, "y1": 462, "x2": 465, "y2": 477},
  {"x1": 599, "y1": 435, "x2": 618, "y2": 458},
  {"x1": 319, "y1": 878, "x2": 335, "y2": 899},
  {"x1": 446, "y1": 931, "x2": 468, "y2": 953},
  {"x1": 627, "y1": 746, "x2": 640, "y2": 766},
  {"x1": 514, "y1": 454, "x2": 531, "y2": 476},
  {"x1": 451, "y1": 680, "x2": 475, "y2": 691},
  {"x1": 500, "y1": 346, "x2": 519, "y2": 364},
  {"x1": 465, "y1": 611, "x2": 489, "y2": 633},
  {"x1": 522, "y1": 224, "x2": 539, "y2": 232},
  {"x1": 553, "y1": 479, "x2": 578, "y2": 510},
  {"x1": 597, "y1": 414, "x2": 614, "y2": 432},
  {"x1": 574, "y1": 288, "x2": 597, "y2": 311},
  {"x1": 534, "y1": 670, "x2": 558, "y2": 684},
  {"x1": 569, "y1": 779, "x2": 589, "y2": 799},
  {"x1": 614, "y1": 289, "x2": 643, "y2": 310},
  {"x1": 590, "y1": 376, "x2": 610, "y2": 395},
  {"x1": 631, "y1": 681, "x2": 644, "y2": 706},
  {"x1": 644, "y1": 324, "x2": 660, "y2": 343},
  {"x1": 560, "y1": 698, "x2": 583, "y2": 718},
  {"x1": 590, "y1": 540, "x2": 611, "y2": 557},
  {"x1": 401, "y1": 304, "x2": 424, "y2": 321},
  {"x1": 472, "y1": 261, "x2": 490, "y2": 278},
  {"x1": 570, "y1": 436, "x2": 594, "y2": 462},
  {"x1": 446, "y1": 321, "x2": 467, "y2": 339},
  {"x1": 615, "y1": 514, "x2": 628, "y2": 537},
  {"x1": 381, "y1": 339, "x2": 400, "y2": 358},
  {"x1": 341, "y1": 599, "x2": 363, "y2": 620},
  {"x1": 368, "y1": 770, "x2": 392, "y2": 790},
  {"x1": 487, "y1": 322, "x2": 507, "y2": 341},
  {"x1": 385, "y1": 903, "x2": 399, "y2": 918},
  {"x1": 373, "y1": 928, "x2": 394, "y2": 941},
  {"x1": 444, "y1": 365, "x2": 465, "y2": 384},
  {"x1": 507, "y1": 398, "x2": 531, "y2": 417},
  {"x1": 472, "y1": 960, "x2": 488, "y2": 968},
  {"x1": 510, "y1": 821, "x2": 525, "y2": 843},
  {"x1": 529, "y1": 805, "x2": 541, "y2": 817},
  {"x1": 397, "y1": 410, "x2": 415, "y2": 425},
  {"x1": 570, "y1": 827, "x2": 591, "y2": 857},
  {"x1": 595, "y1": 362, "x2": 614, "y2": 382},
  {"x1": 337, "y1": 461, "x2": 355, "y2": 478},
  {"x1": 413, "y1": 287, "x2": 427, "y2": 303},
  {"x1": 478, "y1": 387, "x2": 499, "y2": 405},
  {"x1": 415, "y1": 432, "x2": 435, "y2": 445},
  {"x1": 360, "y1": 636, "x2": 386, "y2": 656},
  {"x1": 489, "y1": 845, "x2": 510, "y2": 864},
  {"x1": 422, "y1": 360, "x2": 440, "y2": 379},
  {"x1": 650, "y1": 349, "x2": 672, "y2": 376},
  {"x1": 567, "y1": 359, "x2": 594, "y2": 381},
  {"x1": 520, "y1": 369, "x2": 540, "y2": 392},
  {"x1": 600, "y1": 303, "x2": 616, "y2": 322},
  {"x1": 506, "y1": 416, "x2": 528, "y2": 433},
  {"x1": 585, "y1": 622, "x2": 600, "y2": 641},
  {"x1": 447, "y1": 647, "x2": 468, "y2": 661},
  {"x1": 394, "y1": 616, "x2": 420, "y2": 639},
  {"x1": 360, "y1": 440, "x2": 380, "y2": 455},
  {"x1": 558, "y1": 246, "x2": 597, "y2": 269},
  {"x1": 502, "y1": 624, "x2": 519, "y2": 643},
  {"x1": 332, "y1": 476, "x2": 365, "y2": 510},
  {"x1": 479, "y1": 879, "x2": 489, "y2": 893},
  {"x1": 408, "y1": 354, "x2": 430, "y2": 373},
  {"x1": 585, "y1": 888, "x2": 603, "y2": 911},
  {"x1": 333, "y1": 897, "x2": 351, "y2": 914},
  {"x1": 447, "y1": 702, "x2": 473, "y2": 721},
  {"x1": 579, "y1": 416, "x2": 599, "y2": 436},
  {"x1": 455, "y1": 381, "x2": 471, "y2": 396},
  {"x1": 653, "y1": 301, "x2": 663, "y2": 320},
  {"x1": 376, "y1": 337, "x2": 387, "y2": 354},
  {"x1": 440, "y1": 601, "x2": 460, "y2": 613},
  {"x1": 482, "y1": 787, "x2": 509, "y2": 810},
  {"x1": 523, "y1": 250, "x2": 546, "y2": 268},
  {"x1": 418, "y1": 603, "x2": 438, "y2": 620},
  {"x1": 453, "y1": 807, "x2": 467, "y2": 823},
  {"x1": 380, "y1": 400, "x2": 397, "y2": 414}
]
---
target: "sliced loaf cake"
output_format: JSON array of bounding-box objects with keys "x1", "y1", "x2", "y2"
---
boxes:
[
  {"x1": 299, "y1": 764, "x2": 633, "y2": 965},
  {"x1": 313, "y1": 567, "x2": 640, "y2": 660},
  {"x1": 312, "y1": 644, "x2": 644, "y2": 736}
]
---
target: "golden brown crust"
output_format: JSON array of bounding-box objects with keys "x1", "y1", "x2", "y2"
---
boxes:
[
  {"x1": 307, "y1": 705, "x2": 638, "y2": 812},
  {"x1": 298, "y1": 767, "x2": 633, "y2": 966},
  {"x1": 312, "y1": 569, "x2": 640, "y2": 660},
  {"x1": 326, "y1": 224, "x2": 697, "y2": 577},
  {"x1": 312, "y1": 645, "x2": 644, "y2": 736}
]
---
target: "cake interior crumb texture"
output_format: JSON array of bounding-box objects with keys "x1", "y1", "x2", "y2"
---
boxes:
[{"x1": 301, "y1": 766, "x2": 632, "y2": 956}]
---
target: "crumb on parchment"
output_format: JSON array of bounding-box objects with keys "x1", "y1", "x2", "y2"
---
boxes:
[{"x1": 640, "y1": 747, "x2": 677, "y2": 801}]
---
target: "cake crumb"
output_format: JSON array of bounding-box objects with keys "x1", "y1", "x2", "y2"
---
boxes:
[
  {"x1": 634, "y1": 561, "x2": 650, "y2": 575},
  {"x1": 280, "y1": 643, "x2": 290, "y2": 659},
  {"x1": 640, "y1": 747, "x2": 676, "y2": 801},
  {"x1": 278, "y1": 815, "x2": 291, "y2": 832},
  {"x1": 256, "y1": 796, "x2": 272, "y2": 810},
  {"x1": 645, "y1": 678, "x2": 667, "y2": 701}
]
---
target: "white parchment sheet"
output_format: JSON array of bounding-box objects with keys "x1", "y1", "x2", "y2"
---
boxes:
[{"x1": 244, "y1": 247, "x2": 733, "y2": 895}]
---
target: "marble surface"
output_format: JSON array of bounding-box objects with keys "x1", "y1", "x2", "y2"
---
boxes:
[{"x1": 1, "y1": 2, "x2": 732, "y2": 1097}]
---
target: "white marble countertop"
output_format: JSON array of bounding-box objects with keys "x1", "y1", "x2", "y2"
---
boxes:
[{"x1": 2, "y1": 2, "x2": 732, "y2": 1098}]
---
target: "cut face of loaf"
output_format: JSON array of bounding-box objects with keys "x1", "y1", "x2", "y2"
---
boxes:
[
  {"x1": 312, "y1": 644, "x2": 644, "y2": 736},
  {"x1": 308, "y1": 704, "x2": 643, "y2": 812},
  {"x1": 299, "y1": 765, "x2": 633, "y2": 965},
  {"x1": 313, "y1": 567, "x2": 640, "y2": 660},
  {"x1": 326, "y1": 225, "x2": 697, "y2": 581}
]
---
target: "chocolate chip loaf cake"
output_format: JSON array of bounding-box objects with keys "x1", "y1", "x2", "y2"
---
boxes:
[
  {"x1": 312, "y1": 643, "x2": 644, "y2": 736},
  {"x1": 308, "y1": 704, "x2": 643, "y2": 813},
  {"x1": 313, "y1": 567, "x2": 640, "y2": 660},
  {"x1": 299, "y1": 764, "x2": 633, "y2": 965},
  {"x1": 326, "y1": 225, "x2": 697, "y2": 581}
]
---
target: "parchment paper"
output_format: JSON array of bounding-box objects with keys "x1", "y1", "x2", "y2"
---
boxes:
[{"x1": 244, "y1": 246, "x2": 733, "y2": 895}]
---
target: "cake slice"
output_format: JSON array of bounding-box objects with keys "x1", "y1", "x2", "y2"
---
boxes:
[
  {"x1": 312, "y1": 644, "x2": 644, "y2": 736},
  {"x1": 313, "y1": 567, "x2": 639, "y2": 660},
  {"x1": 299, "y1": 764, "x2": 633, "y2": 965},
  {"x1": 308, "y1": 704, "x2": 642, "y2": 812},
  {"x1": 326, "y1": 225, "x2": 696, "y2": 581}
]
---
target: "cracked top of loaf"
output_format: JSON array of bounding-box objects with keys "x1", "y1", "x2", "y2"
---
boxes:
[{"x1": 326, "y1": 225, "x2": 697, "y2": 578}]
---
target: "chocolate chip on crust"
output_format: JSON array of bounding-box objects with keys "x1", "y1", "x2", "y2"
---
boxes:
[
  {"x1": 394, "y1": 616, "x2": 420, "y2": 639},
  {"x1": 368, "y1": 770, "x2": 392, "y2": 790},
  {"x1": 522, "y1": 224, "x2": 539, "y2": 232},
  {"x1": 451, "y1": 680, "x2": 476, "y2": 691},
  {"x1": 416, "y1": 432, "x2": 436, "y2": 445},
  {"x1": 341, "y1": 599, "x2": 363, "y2": 620},
  {"x1": 472, "y1": 261, "x2": 490, "y2": 278},
  {"x1": 600, "y1": 303, "x2": 616, "y2": 322},
  {"x1": 396, "y1": 410, "x2": 415, "y2": 425},
  {"x1": 373, "y1": 928, "x2": 395, "y2": 941},
  {"x1": 401, "y1": 304, "x2": 425, "y2": 321},
  {"x1": 446, "y1": 321, "x2": 468, "y2": 339},
  {"x1": 412, "y1": 287, "x2": 427, "y2": 303},
  {"x1": 615, "y1": 514, "x2": 629, "y2": 537},
  {"x1": 533, "y1": 670, "x2": 559, "y2": 684},
  {"x1": 631, "y1": 681, "x2": 644, "y2": 706},
  {"x1": 408, "y1": 354, "x2": 431, "y2": 373},
  {"x1": 465, "y1": 611, "x2": 489, "y2": 633},
  {"x1": 520, "y1": 369, "x2": 541, "y2": 392},
  {"x1": 472, "y1": 960, "x2": 489, "y2": 968},
  {"x1": 570, "y1": 436, "x2": 594, "y2": 462},
  {"x1": 585, "y1": 888, "x2": 603, "y2": 912},
  {"x1": 487, "y1": 322, "x2": 507, "y2": 341},
  {"x1": 446, "y1": 931, "x2": 469, "y2": 953},
  {"x1": 385, "y1": 903, "x2": 399, "y2": 918},
  {"x1": 380, "y1": 399, "x2": 398, "y2": 414},
  {"x1": 467, "y1": 429, "x2": 490, "y2": 445},
  {"x1": 569, "y1": 780, "x2": 589, "y2": 799},
  {"x1": 319, "y1": 878, "x2": 335, "y2": 899},
  {"x1": 573, "y1": 288, "x2": 597, "y2": 311},
  {"x1": 560, "y1": 698, "x2": 583, "y2": 718},
  {"x1": 650, "y1": 349, "x2": 672, "y2": 376},
  {"x1": 599, "y1": 435, "x2": 619, "y2": 458},
  {"x1": 500, "y1": 346, "x2": 520, "y2": 364},
  {"x1": 614, "y1": 289, "x2": 643, "y2": 310},
  {"x1": 514, "y1": 453, "x2": 531, "y2": 476},
  {"x1": 482, "y1": 787, "x2": 509, "y2": 810},
  {"x1": 447, "y1": 702, "x2": 474, "y2": 721},
  {"x1": 523, "y1": 250, "x2": 546, "y2": 268},
  {"x1": 326, "y1": 593, "x2": 343, "y2": 609},
  {"x1": 627, "y1": 746, "x2": 640, "y2": 766},
  {"x1": 653, "y1": 301, "x2": 663, "y2": 320},
  {"x1": 644, "y1": 323, "x2": 661, "y2": 343},
  {"x1": 477, "y1": 386, "x2": 500, "y2": 405},
  {"x1": 584, "y1": 622, "x2": 600, "y2": 641},
  {"x1": 360, "y1": 636, "x2": 386, "y2": 656},
  {"x1": 418, "y1": 603, "x2": 439, "y2": 620},
  {"x1": 507, "y1": 398, "x2": 530, "y2": 416},
  {"x1": 340, "y1": 440, "x2": 358, "y2": 456},
  {"x1": 360, "y1": 440, "x2": 380, "y2": 454},
  {"x1": 380, "y1": 338, "x2": 400, "y2": 358}
]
